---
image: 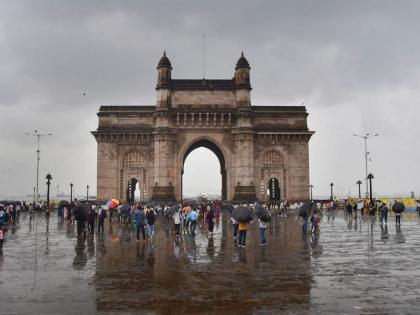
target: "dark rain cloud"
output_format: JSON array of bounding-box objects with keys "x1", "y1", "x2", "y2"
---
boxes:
[{"x1": 0, "y1": 1, "x2": 419, "y2": 198}]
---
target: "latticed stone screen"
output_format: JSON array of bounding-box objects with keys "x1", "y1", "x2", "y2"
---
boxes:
[
  {"x1": 262, "y1": 151, "x2": 283, "y2": 167},
  {"x1": 123, "y1": 151, "x2": 145, "y2": 168}
]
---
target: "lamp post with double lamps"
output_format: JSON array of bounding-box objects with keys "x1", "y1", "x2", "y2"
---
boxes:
[
  {"x1": 352, "y1": 133, "x2": 379, "y2": 198},
  {"x1": 356, "y1": 180, "x2": 362, "y2": 198},
  {"x1": 25, "y1": 130, "x2": 52, "y2": 202},
  {"x1": 86, "y1": 185, "x2": 89, "y2": 202}
]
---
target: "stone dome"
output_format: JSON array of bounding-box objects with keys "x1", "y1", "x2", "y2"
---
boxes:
[
  {"x1": 235, "y1": 52, "x2": 250, "y2": 70},
  {"x1": 157, "y1": 51, "x2": 172, "y2": 69}
]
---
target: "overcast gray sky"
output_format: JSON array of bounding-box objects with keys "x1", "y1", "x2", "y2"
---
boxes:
[{"x1": 0, "y1": 0, "x2": 419, "y2": 199}]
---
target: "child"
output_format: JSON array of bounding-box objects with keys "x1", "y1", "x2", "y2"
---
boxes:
[{"x1": 310, "y1": 210, "x2": 320, "y2": 233}]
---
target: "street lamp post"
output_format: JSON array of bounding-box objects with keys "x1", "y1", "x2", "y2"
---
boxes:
[
  {"x1": 352, "y1": 133, "x2": 379, "y2": 198},
  {"x1": 56, "y1": 185, "x2": 59, "y2": 203},
  {"x1": 367, "y1": 173, "x2": 374, "y2": 205},
  {"x1": 309, "y1": 184, "x2": 314, "y2": 201},
  {"x1": 25, "y1": 130, "x2": 52, "y2": 202},
  {"x1": 70, "y1": 183, "x2": 73, "y2": 204},
  {"x1": 46, "y1": 173, "x2": 52, "y2": 209},
  {"x1": 86, "y1": 185, "x2": 89, "y2": 201},
  {"x1": 356, "y1": 180, "x2": 362, "y2": 198},
  {"x1": 330, "y1": 182, "x2": 334, "y2": 200}
]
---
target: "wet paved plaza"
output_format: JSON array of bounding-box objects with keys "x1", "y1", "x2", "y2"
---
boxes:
[{"x1": 1, "y1": 211, "x2": 420, "y2": 314}]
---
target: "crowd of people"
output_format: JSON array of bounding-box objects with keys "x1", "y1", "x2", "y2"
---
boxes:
[
  {"x1": 0, "y1": 197, "x2": 418, "y2": 256},
  {"x1": 51, "y1": 200, "x2": 273, "y2": 249}
]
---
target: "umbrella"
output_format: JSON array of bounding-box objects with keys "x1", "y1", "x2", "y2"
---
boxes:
[
  {"x1": 106, "y1": 199, "x2": 120, "y2": 209},
  {"x1": 231, "y1": 206, "x2": 253, "y2": 223},
  {"x1": 73, "y1": 204, "x2": 86, "y2": 221},
  {"x1": 167, "y1": 204, "x2": 181, "y2": 216},
  {"x1": 254, "y1": 204, "x2": 271, "y2": 222},
  {"x1": 392, "y1": 202, "x2": 405, "y2": 213},
  {"x1": 300, "y1": 202, "x2": 313, "y2": 213},
  {"x1": 59, "y1": 200, "x2": 70, "y2": 207}
]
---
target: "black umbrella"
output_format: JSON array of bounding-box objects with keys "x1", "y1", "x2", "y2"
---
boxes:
[
  {"x1": 59, "y1": 200, "x2": 70, "y2": 207},
  {"x1": 73, "y1": 204, "x2": 86, "y2": 221},
  {"x1": 254, "y1": 205, "x2": 271, "y2": 222},
  {"x1": 392, "y1": 202, "x2": 405, "y2": 213},
  {"x1": 167, "y1": 204, "x2": 181, "y2": 216},
  {"x1": 232, "y1": 206, "x2": 254, "y2": 223},
  {"x1": 301, "y1": 202, "x2": 312, "y2": 212}
]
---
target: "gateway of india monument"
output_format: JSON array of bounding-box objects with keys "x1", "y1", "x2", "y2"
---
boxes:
[{"x1": 92, "y1": 52, "x2": 314, "y2": 203}]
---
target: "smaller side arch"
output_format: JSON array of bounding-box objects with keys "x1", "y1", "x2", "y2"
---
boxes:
[{"x1": 258, "y1": 146, "x2": 289, "y2": 201}]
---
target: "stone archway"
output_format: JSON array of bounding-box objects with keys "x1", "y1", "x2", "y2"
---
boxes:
[
  {"x1": 181, "y1": 138, "x2": 227, "y2": 201},
  {"x1": 92, "y1": 52, "x2": 313, "y2": 202}
]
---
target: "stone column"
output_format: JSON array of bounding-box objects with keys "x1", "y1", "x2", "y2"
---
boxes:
[
  {"x1": 151, "y1": 128, "x2": 176, "y2": 201},
  {"x1": 96, "y1": 142, "x2": 119, "y2": 201},
  {"x1": 232, "y1": 130, "x2": 256, "y2": 201}
]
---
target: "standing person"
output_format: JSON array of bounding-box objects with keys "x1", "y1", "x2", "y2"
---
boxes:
[
  {"x1": 357, "y1": 200, "x2": 364, "y2": 217},
  {"x1": 0, "y1": 224, "x2": 4, "y2": 253},
  {"x1": 238, "y1": 221, "x2": 249, "y2": 248},
  {"x1": 299, "y1": 204, "x2": 309, "y2": 232},
  {"x1": 94, "y1": 205, "x2": 99, "y2": 221},
  {"x1": 173, "y1": 209, "x2": 181, "y2": 236},
  {"x1": 345, "y1": 201, "x2": 353, "y2": 219},
  {"x1": 182, "y1": 204, "x2": 190, "y2": 229},
  {"x1": 352, "y1": 202, "x2": 358, "y2": 219},
  {"x1": 380, "y1": 202, "x2": 388, "y2": 225},
  {"x1": 393, "y1": 200, "x2": 403, "y2": 226},
  {"x1": 134, "y1": 205, "x2": 146, "y2": 241},
  {"x1": 258, "y1": 218, "x2": 268, "y2": 246},
  {"x1": 146, "y1": 208, "x2": 156, "y2": 240},
  {"x1": 0, "y1": 206, "x2": 4, "y2": 226},
  {"x1": 310, "y1": 209, "x2": 320, "y2": 234},
  {"x1": 87, "y1": 207, "x2": 95, "y2": 234},
  {"x1": 75, "y1": 205, "x2": 86, "y2": 238},
  {"x1": 188, "y1": 208, "x2": 198, "y2": 236},
  {"x1": 231, "y1": 216, "x2": 239, "y2": 239},
  {"x1": 214, "y1": 203, "x2": 221, "y2": 223},
  {"x1": 98, "y1": 206, "x2": 106, "y2": 233},
  {"x1": 207, "y1": 206, "x2": 215, "y2": 236}
]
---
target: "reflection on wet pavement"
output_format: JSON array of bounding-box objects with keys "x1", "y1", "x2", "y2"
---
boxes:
[{"x1": 0, "y1": 211, "x2": 420, "y2": 314}]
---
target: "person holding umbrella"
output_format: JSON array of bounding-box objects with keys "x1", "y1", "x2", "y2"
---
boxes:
[
  {"x1": 392, "y1": 200, "x2": 405, "y2": 225},
  {"x1": 231, "y1": 204, "x2": 254, "y2": 247},
  {"x1": 254, "y1": 204, "x2": 271, "y2": 246}
]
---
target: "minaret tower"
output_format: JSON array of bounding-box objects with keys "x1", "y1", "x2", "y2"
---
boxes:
[
  {"x1": 156, "y1": 51, "x2": 172, "y2": 110},
  {"x1": 234, "y1": 52, "x2": 251, "y2": 108}
]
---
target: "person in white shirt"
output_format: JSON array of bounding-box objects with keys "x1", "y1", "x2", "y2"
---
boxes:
[
  {"x1": 173, "y1": 209, "x2": 181, "y2": 236},
  {"x1": 258, "y1": 218, "x2": 268, "y2": 246}
]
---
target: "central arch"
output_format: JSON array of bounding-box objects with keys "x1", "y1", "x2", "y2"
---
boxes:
[{"x1": 181, "y1": 138, "x2": 227, "y2": 201}]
